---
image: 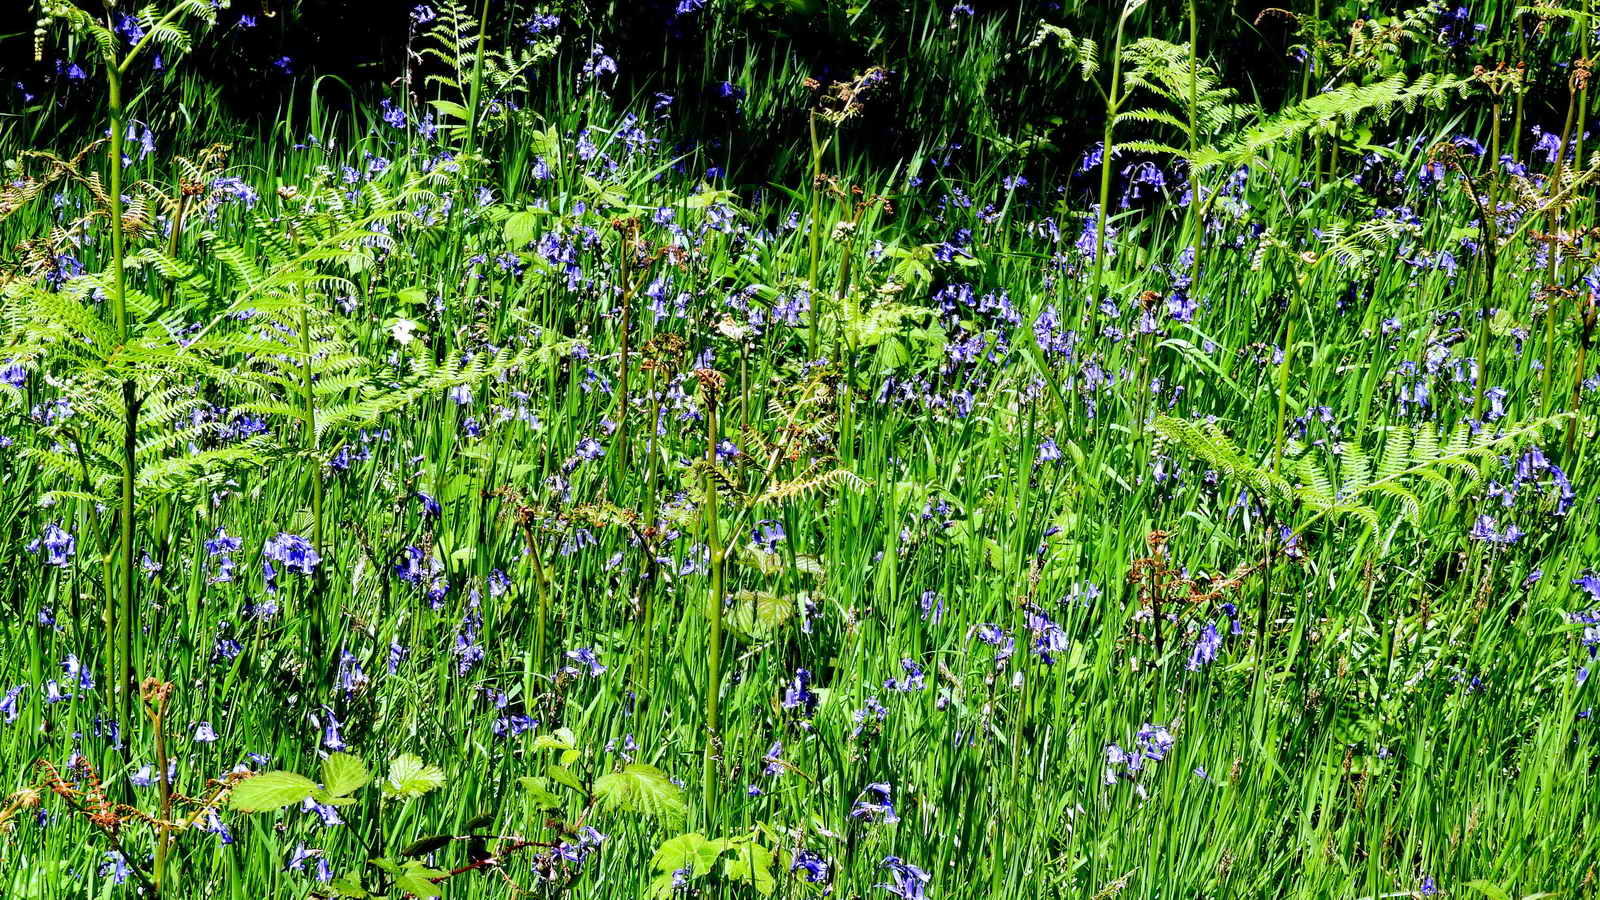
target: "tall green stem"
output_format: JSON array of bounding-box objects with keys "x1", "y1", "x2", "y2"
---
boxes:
[
  {"x1": 1273, "y1": 319, "x2": 1296, "y2": 474},
  {"x1": 1091, "y1": 6, "x2": 1132, "y2": 304},
  {"x1": 300, "y1": 307, "x2": 323, "y2": 556},
  {"x1": 464, "y1": 0, "x2": 491, "y2": 162},
  {"x1": 1186, "y1": 0, "x2": 1200, "y2": 280},
  {"x1": 806, "y1": 113, "x2": 825, "y2": 357},
  {"x1": 701, "y1": 379, "x2": 725, "y2": 822},
  {"x1": 150, "y1": 688, "x2": 175, "y2": 895},
  {"x1": 106, "y1": 60, "x2": 138, "y2": 727}
]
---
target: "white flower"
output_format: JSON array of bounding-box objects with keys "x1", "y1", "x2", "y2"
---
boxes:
[{"x1": 390, "y1": 318, "x2": 419, "y2": 345}]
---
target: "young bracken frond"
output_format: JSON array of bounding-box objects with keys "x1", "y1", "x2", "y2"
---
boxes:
[
  {"x1": 756, "y1": 466, "x2": 867, "y2": 506},
  {"x1": 1019, "y1": 23, "x2": 1100, "y2": 81},
  {"x1": 1153, "y1": 413, "x2": 1571, "y2": 539},
  {"x1": 1190, "y1": 74, "x2": 1468, "y2": 173}
]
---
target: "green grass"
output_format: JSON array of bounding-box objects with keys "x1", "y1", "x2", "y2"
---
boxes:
[{"x1": 1, "y1": 1, "x2": 1598, "y2": 898}]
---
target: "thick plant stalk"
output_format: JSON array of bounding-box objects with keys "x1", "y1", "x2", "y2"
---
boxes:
[
  {"x1": 1091, "y1": 2, "x2": 1135, "y2": 303},
  {"x1": 1273, "y1": 319, "x2": 1296, "y2": 475},
  {"x1": 632, "y1": 367, "x2": 663, "y2": 698},
  {"x1": 146, "y1": 682, "x2": 175, "y2": 895},
  {"x1": 1186, "y1": 0, "x2": 1201, "y2": 279},
  {"x1": 106, "y1": 61, "x2": 138, "y2": 727},
  {"x1": 806, "y1": 112, "x2": 825, "y2": 357},
  {"x1": 699, "y1": 372, "x2": 725, "y2": 821}
]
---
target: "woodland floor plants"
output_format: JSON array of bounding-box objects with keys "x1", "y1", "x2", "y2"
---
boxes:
[
  {"x1": 30, "y1": 0, "x2": 226, "y2": 727},
  {"x1": 5, "y1": 2, "x2": 1600, "y2": 898},
  {"x1": 800, "y1": 67, "x2": 887, "y2": 358}
]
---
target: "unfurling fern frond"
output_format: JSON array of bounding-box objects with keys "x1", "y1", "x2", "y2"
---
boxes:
[
  {"x1": 757, "y1": 466, "x2": 868, "y2": 506},
  {"x1": 1191, "y1": 74, "x2": 1468, "y2": 173},
  {"x1": 1153, "y1": 413, "x2": 1570, "y2": 539},
  {"x1": 1018, "y1": 23, "x2": 1100, "y2": 81},
  {"x1": 1148, "y1": 416, "x2": 1293, "y2": 504}
]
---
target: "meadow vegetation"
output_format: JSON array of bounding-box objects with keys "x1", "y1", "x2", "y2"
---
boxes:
[{"x1": 2, "y1": 1, "x2": 1600, "y2": 897}]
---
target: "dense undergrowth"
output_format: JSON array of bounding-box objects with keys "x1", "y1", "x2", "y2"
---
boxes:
[{"x1": 2, "y1": 1, "x2": 1600, "y2": 898}]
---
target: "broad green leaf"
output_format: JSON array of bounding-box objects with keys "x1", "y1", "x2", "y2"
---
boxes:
[
  {"x1": 429, "y1": 99, "x2": 470, "y2": 121},
  {"x1": 230, "y1": 771, "x2": 316, "y2": 812},
  {"x1": 321, "y1": 752, "x2": 370, "y2": 797},
  {"x1": 1463, "y1": 883, "x2": 1511, "y2": 900},
  {"x1": 593, "y1": 764, "x2": 688, "y2": 829},
  {"x1": 724, "y1": 590, "x2": 799, "y2": 640},
  {"x1": 309, "y1": 788, "x2": 358, "y2": 807},
  {"x1": 503, "y1": 210, "x2": 544, "y2": 246},
  {"x1": 328, "y1": 872, "x2": 369, "y2": 899},
  {"x1": 391, "y1": 860, "x2": 446, "y2": 898},
  {"x1": 650, "y1": 832, "x2": 726, "y2": 875},
  {"x1": 532, "y1": 728, "x2": 580, "y2": 765},
  {"x1": 648, "y1": 874, "x2": 679, "y2": 899},
  {"x1": 723, "y1": 841, "x2": 777, "y2": 895},
  {"x1": 384, "y1": 754, "x2": 446, "y2": 799},
  {"x1": 547, "y1": 763, "x2": 586, "y2": 794},
  {"x1": 518, "y1": 775, "x2": 563, "y2": 810}
]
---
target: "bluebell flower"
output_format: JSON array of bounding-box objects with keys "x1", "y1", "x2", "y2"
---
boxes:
[
  {"x1": 318, "y1": 706, "x2": 349, "y2": 751},
  {"x1": 62, "y1": 654, "x2": 92, "y2": 692},
  {"x1": 204, "y1": 809, "x2": 234, "y2": 844},
  {"x1": 1468, "y1": 514, "x2": 1523, "y2": 546},
  {"x1": 1137, "y1": 722, "x2": 1174, "y2": 760},
  {"x1": 877, "y1": 856, "x2": 930, "y2": 899},
  {"x1": 31, "y1": 523, "x2": 74, "y2": 568},
  {"x1": 194, "y1": 721, "x2": 218, "y2": 743},
  {"x1": 265, "y1": 533, "x2": 321, "y2": 576},
  {"x1": 525, "y1": 11, "x2": 560, "y2": 35},
  {"x1": 416, "y1": 490, "x2": 441, "y2": 517},
  {"x1": 564, "y1": 647, "x2": 606, "y2": 678},
  {"x1": 100, "y1": 851, "x2": 130, "y2": 884},
  {"x1": 380, "y1": 99, "x2": 407, "y2": 130},
  {"x1": 751, "y1": 519, "x2": 785, "y2": 552},
  {"x1": 288, "y1": 843, "x2": 320, "y2": 873},
  {"x1": 1, "y1": 685, "x2": 25, "y2": 723},
  {"x1": 850, "y1": 782, "x2": 900, "y2": 824},
  {"x1": 581, "y1": 44, "x2": 618, "y2": 82},
  {"x1": 337, "y1": 651, "x2": 369, "y2": 696},
  {"x1": 1187, "y1": 621, "x2": 1222, "y2": 671},
  {"x1": 792, "y1": 849, "x2": 831, "y2": 882},
  {"x1": 782, "y1": 668, "x2": 817, "y2": 713},
  {"x1": 1026, "y1": 611, "x2": 1067, "y2": 663},
  {"x1": 302, "y1": 795, "x2": 345, "y2": 827},
  {"x1": 114, "y1": 13, "x2": 145, "y2": 45}
]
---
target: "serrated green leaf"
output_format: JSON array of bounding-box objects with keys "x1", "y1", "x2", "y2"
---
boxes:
[
  {"x1": 593, "y1": 763, "x2": 687, "y2": 829},
  {"x1": 1463, "y1": 881, "x2": 1511, "y2": 900},
  {"x1": 724, "y1": 590, "x2": 799, "y2": 640},
  {"x1": 321, "y1": 752, "x2": 370, "y2": 797},
  {"x1": 385, "y1": 754, "x2": 446, "y2": 799},
  {"x1": 392, "y1": 860, "x2": 446, "y2": 898},
  {"x1": 723, "y1": 841, "x2": 777, "y2": 895},
  {"x1": 230, "y1": 771, "x2": 317, "y2": 812},
  {"x1": 547, "y1": 764, "x2": 586, "y2": 794},
  {"x1": 328, "y1": 872, "x2": 369, "y2": 898},
  {"x1": 650, "y1": 832, "x2": 726, "y2": 875},
  {"x1": 518, "y1": 776, "x2": 563, "y2": 810}
]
